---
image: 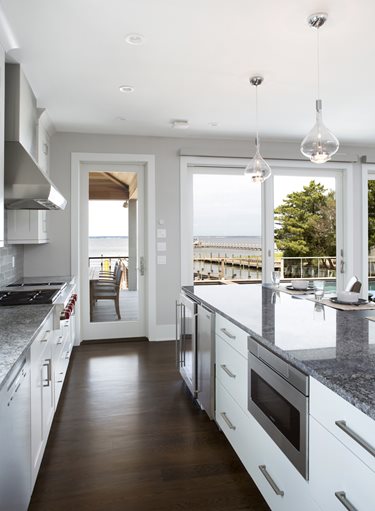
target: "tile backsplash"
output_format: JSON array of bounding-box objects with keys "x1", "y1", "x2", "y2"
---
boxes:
[{"x1": 0, "y1": 244, "x2": 24, "y2": 287}]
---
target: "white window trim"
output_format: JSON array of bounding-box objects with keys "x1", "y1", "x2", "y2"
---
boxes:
[
  {"x1": 362, "y1": 164, "x2": 375, "y2": 297},
  {"x1": 180, "y1": 156, "x2": 353, "y2": 292}
]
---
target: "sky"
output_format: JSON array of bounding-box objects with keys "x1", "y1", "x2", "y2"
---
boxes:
[
  {"x1": 89, "y1": 200, "x2": 128, "y2": 237},
  {"x1": 88, "y1": 174, "x2": 336, "y2": 238},
  {"x1": 193, "y1": 173, "x2": 335, "y2": 236}
]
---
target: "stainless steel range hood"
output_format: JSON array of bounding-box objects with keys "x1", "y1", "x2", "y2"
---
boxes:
[
  {"x1": 4, "y1": 63, "x2": 67, "y2": 210},
  {"x1": 4, "y1": 142, "x2": 67, "y2": 210}
]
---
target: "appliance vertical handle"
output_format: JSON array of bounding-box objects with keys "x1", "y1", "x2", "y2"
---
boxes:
[
  {"x1": 335, "y1": 491, "x2": 358, "y2": 511},
  {"x1": 181, "y1": 303, "x2": 186, "y2": 365},
  {"x1": 258, "y1": 465, "x2": 284, "y2": 497},
  {"x1": 175, "y1": 301, "x2": 182, "y2": 369}
]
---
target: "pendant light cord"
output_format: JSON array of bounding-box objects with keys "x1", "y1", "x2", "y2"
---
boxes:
[
  {"x1": 316, "y1": 27, "x2": 320, "y2": 100},
  {"x1": 255, "y1": 85, "x2": 259, "y2": 150}
]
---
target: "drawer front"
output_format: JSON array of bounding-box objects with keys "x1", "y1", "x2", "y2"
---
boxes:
[
  {"x1": 310, "y1": 377, "x2": 375, "y2": 473},
  {"x1": 30, "y1": 313, "x2": 53, "y2": 361},
  {"x1": 216, "y1": 335, "x2": 247, "y2": 412},
  {"x1": 215, "y1": 314, "x2": 248, "y2": 358},
  {"x1": 216, "y1": 379, "x2": 319, "y2": 511},
  {"x1": 310, "y1": 416, "x2": 375, "y2": 511}
]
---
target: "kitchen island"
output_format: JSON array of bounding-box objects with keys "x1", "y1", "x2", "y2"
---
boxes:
[
  {"x1": 183, "y1": 283, "x2": 375, "y2": 511},
  {"x1": 184, "y1": 283, "x2": 375, "y2": 419}
]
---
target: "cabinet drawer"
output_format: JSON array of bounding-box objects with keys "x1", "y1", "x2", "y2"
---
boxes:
[
  {"x1": 30, "y1": 313, "x2": 53, "y2": 361},
  {"x1": 216, "y1": 379, "x2": 318, "y2": 511},
  {"x1": 216, "y1": 335, "x2": 247, "y2": 412},
  {"x1": 215, "y1": 314, "x2": 248, "y2": 358},
  {"x1": 310, "y1": 377, "x2": 375, "y2": 473},
  {"x1": 310, "y1": 416, "x2": 375, "y2": 511}
]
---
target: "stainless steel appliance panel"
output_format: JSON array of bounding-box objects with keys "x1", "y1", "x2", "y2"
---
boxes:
[
  {"x1": 248, "y1": 337, "x2": 309, "y2": 479},
  {"x1": 197, "y1": 304, "x2": 215, "y2": 419},
  {"x1": 176, "y1": 293, "x2": 197, "y2": 397}
]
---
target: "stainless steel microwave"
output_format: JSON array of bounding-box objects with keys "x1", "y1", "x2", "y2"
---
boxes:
[{"x1": 248, "y1": 337, "x2": 309, "y2": 479}]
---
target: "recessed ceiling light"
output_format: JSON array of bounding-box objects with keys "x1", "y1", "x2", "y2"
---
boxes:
[
  {"x1": 209, "y1": 122, "x2": 219, "y2": 127},
  {"x1": 171, "y1": 119, "x2": 189, "y2": 129},
  {"x1": 125, "y1": 33, "x2": 146, "y2": 45},
  {"x1": 119, "y1": 85, "x2": 135, "y2": 93}
]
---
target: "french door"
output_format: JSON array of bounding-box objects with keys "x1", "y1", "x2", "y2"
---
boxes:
[{"x1": 79, "y1": 162, "x2": 146, "y2": 340}]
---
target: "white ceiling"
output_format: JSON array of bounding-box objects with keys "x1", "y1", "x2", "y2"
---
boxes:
[{"x1": 2, "y1": 0, "x2": 375, "y2": 144}]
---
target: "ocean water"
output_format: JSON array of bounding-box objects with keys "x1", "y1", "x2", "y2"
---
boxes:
[{"x1": 89, "y1": 237, "x2": 129, "y2": 258}]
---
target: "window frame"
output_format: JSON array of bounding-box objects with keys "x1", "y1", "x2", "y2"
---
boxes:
[{"x1": 180, "y1": 156, "x2": 353, "y2": 292}]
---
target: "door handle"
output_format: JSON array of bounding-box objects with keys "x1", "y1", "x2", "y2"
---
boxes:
[{"x1": 139, "y1": 256, "x2": 145, "y2": 276}]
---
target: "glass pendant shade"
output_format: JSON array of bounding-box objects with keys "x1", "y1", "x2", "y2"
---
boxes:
[
  {"x1": 244, "y1": 147, "x2": 272, "y2": 183},
  {"x1": 300, "y1": 100, "x2": 339, "y2": 163}
]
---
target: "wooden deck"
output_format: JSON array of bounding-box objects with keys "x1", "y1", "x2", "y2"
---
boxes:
[{"x1": 90, "y1": 289, "x2": 138, "y2": 323}]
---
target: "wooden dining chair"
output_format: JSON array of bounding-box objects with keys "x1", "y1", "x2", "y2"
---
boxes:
[{"x1": 92, "y1": 267, "x2": 123, "y2": 319}]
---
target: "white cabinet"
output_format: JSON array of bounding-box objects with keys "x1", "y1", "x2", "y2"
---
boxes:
[
  {"x1": 0, "y1": 355, "x2": 31, "y2": 511},
  {"x1": 310, "y1": 416, "x2": 375, "y2": 511},
  {"x1": 215, "y1": 315, "x2": 320, "y2": 511},
  {"x1": 30, "y1": 313, "x2": 54, "y2": 487},
  {"x1": 7, "y1": 209, "x2": 48, "y2": 244},
  {"x1": 309, "y1": 377, "x2": 375, "y2": 511}
]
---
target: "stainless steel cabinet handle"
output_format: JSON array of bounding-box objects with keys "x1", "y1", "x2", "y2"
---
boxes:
[
  {"x1": 57, "y1": 336, "x2": 63, "y2": 345},
  {"x1": 335, "y1": 491, "x2": 358, "y2": 511},
  {"x1": 42, "y1": 359, "x2": 52, "y2": 387},
  {"x1": 40, "y1": 330, "x2": 51, "y2": 343},
  {"x1": 335, "y1": 420, "x2": 375, "y2": 458},
  {"x1": 220, "y1": 327, "x2": 236, "y2": 340},
  {"x1": 220, "y1": 412, "x2": 236, "y2": 430},
  {"x1": 220, "y1": 364, "x2": 236, "y2": 378},
  {"x1": 258, "y1": 465, "x2": 284, "y2": 497}
]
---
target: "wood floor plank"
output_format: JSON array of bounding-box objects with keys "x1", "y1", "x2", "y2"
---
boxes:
[{"x1": 29, "y1": 340, "x2": 269, "y2": 511}]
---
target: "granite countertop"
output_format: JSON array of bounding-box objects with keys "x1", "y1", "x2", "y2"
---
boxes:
[
  {"x1": 184, "y1": 284, "x2": 375, "y2": 420},
  {"x1": 0, "y1": 304, "x2": 54, "y2": 391}
]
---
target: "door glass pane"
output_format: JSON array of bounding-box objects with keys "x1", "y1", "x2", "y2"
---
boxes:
[
  {"x1": 193, "y1": 173, "x2": 261, "y2": 283},
  {"x1": 88, "y1": 172, "x2": 139, "y2": 322},
  {"x1": 368, "y1": 179, "x2": 375, "y2": 296},
  {"x1": 273, "y1": 176, "x2": 336, "y2": 291}
]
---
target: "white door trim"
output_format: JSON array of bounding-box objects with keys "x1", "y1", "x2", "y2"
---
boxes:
[{"x1": 71, "y1": 152, "x2": 156, "y2": 343}]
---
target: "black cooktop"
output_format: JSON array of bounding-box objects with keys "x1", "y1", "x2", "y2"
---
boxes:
[{"x1": 0, "y1": 289, "x2": 60, "y2": 306}]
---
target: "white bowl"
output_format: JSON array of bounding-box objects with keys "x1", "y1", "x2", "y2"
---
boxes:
[
  {"x1": 336, "y1": 291, "x2": 360, "y2": 303},
  {"x1": 291, "y1": 280, "x2": 309, "y2": 290}
]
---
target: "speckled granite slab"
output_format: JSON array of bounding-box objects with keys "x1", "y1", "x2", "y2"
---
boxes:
[
  {"x1": 0, "y1": 305, "x2": 54, "y2": 390},
  {"x1": 183, "y1": 284, "x2": 375, "y2": 421}
]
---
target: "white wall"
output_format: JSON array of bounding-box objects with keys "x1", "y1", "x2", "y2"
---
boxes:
[{"x1": 23, "y1": 132, "x2": 375, "y2": 328}]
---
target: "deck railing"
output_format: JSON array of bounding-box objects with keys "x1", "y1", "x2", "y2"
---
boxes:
[{"x1": 89, "y1": 255, "x2": 129, "y2": 288}]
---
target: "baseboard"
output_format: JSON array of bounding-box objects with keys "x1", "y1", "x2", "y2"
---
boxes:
[{"x1": 150, "y1": 324, "x2": 175, "y2": 342}]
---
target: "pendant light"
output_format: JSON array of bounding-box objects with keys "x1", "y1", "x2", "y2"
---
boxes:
[
  {"x1": 300, "y1": 12, "x2": 339, "y2": 164},
  {"x1": 244, "y1": 76, "x2": 271, "y2": 183}
]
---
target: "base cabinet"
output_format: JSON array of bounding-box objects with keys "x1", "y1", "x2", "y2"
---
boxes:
[
  {"x1": 0, "y1": 356, "x2": 31, "y2": 511},
  {"x1": 215, "y1": 314, "x2": 320, "y2": 511},
  {"x1": 30, "y1": 316, "x2": 54, "y2": 487}
]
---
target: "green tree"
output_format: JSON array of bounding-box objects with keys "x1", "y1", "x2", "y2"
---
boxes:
[
  {"x1": 274, "y1": 180, "x2": 336, "y2": 258},
  {"x1": 368, "y1": 181, "x2": 375, "y2": 251}
]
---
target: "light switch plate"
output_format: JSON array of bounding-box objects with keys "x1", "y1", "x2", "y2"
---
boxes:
[
  {"x1": 157, "y1": 242, "x2": 166, "y2": 252},
  {"x1": 157, "y1": 255, "x2": 167, "y2": 265},
  {"x1": 157, "y1": 228, "x2": 167, "y2": 238}
]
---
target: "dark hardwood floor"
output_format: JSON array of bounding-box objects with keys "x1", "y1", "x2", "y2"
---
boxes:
[{"x1": 29, "y1": 340, "x2": 270, "y2": 511}]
